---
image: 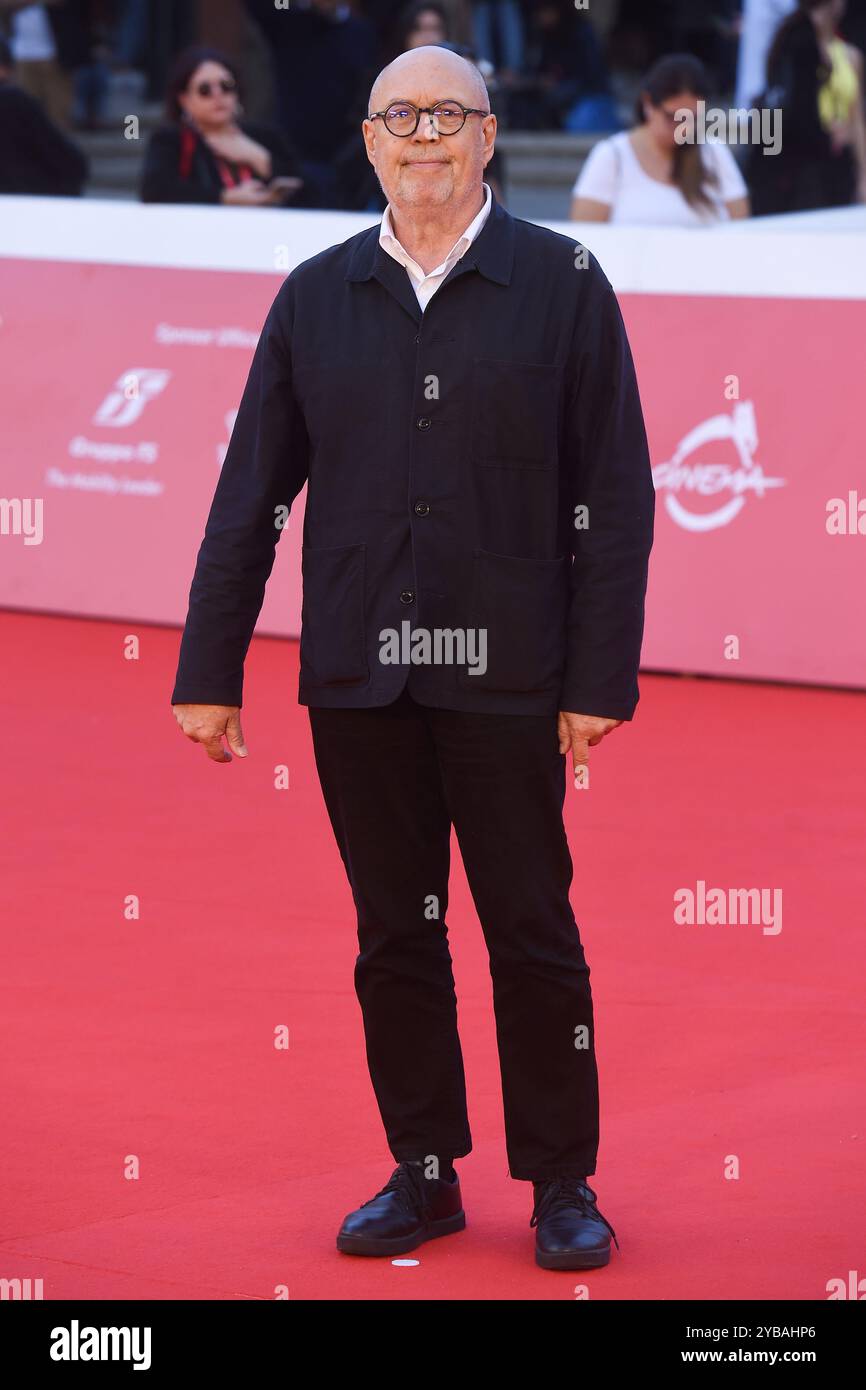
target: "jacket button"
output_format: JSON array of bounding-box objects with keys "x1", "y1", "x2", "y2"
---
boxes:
[
  {"x1": 399, "y1": 589, "x2": 415, "y2": 604},
  {"x1": 414, "y1": 501, "x2": 430, "y2": 516},
  {"x1": 414, "y1": 333, "x2": 421, "y2": 344},
  {"x1": 416, "y1": 416, "x2": 432, "y2": 430}
]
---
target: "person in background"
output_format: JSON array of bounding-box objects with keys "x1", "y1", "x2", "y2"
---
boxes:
[
  {"x1": 398, "y1": 0, "x2": 449, "y2": 51},
  {"x1": 359, "y1": 0, "x2": 415, "y2": 44},
  {"x1": 736, "y1": 0, "x2": 797, "y2": 105},
  {"x1": 1, "y1": 0, "x2": 71, "y2": 126},
  {"x1": 140, "y1": 46, "x2": 305, "y2": 207},
  {"x1": 525, "y1": 0, "x2": 619, "y2": 133},
  {"x1": 397, "y1": 0, "x2": 447, "y2": 48},
  {"x1": 111, "y1": 0, "x2": 150, "y2": 71},
  {"x1": 842, "y1": 0, "x2": 866, "y2": 55},
  {"x1": 243, "y1": 0, "x2": 377, "y2": 208},
  {"x1": 0, "y1": 31, "x2": 87, "y2": 191},
  {"x1": 570, "y1": 54, "x2": 750, "y2": 225},
  {"x1": 748, "y1": 0, "x2": 866, "y2": 213},
  {"x1": 470, "y1": 0, "x2": 523, "y2": 81},
  {"x1": 69, "y1": 0, "x2": 112, "y2": 131},
  {"x1": 1, "y1": 0, "x2": 116, "y2": 131},
  {"x1": 361, "y1": 0, "x2": 475, "y2": 50}
]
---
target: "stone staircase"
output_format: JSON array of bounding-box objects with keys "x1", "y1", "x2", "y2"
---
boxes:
[
  {"x1": 495, "y1": 131, "x2": 600, "y2": 219},
  {"x1": 77, "y1": 100, "x2": 162, "y2": 201}
]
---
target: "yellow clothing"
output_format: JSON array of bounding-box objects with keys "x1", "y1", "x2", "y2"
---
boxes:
[{"x1": 818, "y1": 39, "x2": 860, "y2": 130}]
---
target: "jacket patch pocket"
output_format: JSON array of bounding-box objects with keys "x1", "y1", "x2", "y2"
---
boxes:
[
  {"x1": 458, "y1": 549, "x2": 569, "y2": 694},
  {"x1": 300, "y1": 542, "x2": 369, "y2": 686},
  {"x1": 471, "y1": 359, "x2": 560, "y2": 470}
]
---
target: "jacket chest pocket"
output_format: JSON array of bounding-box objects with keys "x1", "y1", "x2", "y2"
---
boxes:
[{"x1": 470, "y1": 359, "x2": 560, "y2": 470}]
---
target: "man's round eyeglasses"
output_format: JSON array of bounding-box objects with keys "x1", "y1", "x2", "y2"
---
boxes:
[{"x1": 368, "y1": 100, "x2": 490, "y2": 137}]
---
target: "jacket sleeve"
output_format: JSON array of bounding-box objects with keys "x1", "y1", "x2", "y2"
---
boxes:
[
  {"x1": 170, "y1": 278, "x2": 309, "y2": 707},
  {"x1": 559, "y1": 253, "x2": 655, "y2": 720},
  {"x1": 140, "y1": 127, "x2": 221, "y2": 205}
]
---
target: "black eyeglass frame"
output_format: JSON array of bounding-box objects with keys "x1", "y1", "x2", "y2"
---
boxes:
[{"x1": 367, "y1": 99, "x2": 491, "y2": 136}]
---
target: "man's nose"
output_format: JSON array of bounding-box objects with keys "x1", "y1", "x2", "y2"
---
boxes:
[{"x1": 415, "y1": 113, "x2": 440, "y2": 142}]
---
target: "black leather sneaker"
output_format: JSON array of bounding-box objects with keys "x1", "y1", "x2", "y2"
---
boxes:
[
  {"x1": 531, "y1": 1176, "x2": 619, "y2": 1270},
  {"x1": 336, "y1": 1162, "x2": 466, "y2": 1257}
]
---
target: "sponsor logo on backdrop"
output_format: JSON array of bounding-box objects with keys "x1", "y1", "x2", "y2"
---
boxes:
[
  {"x1": 652, "y1": 401, "x2": 786, "y2": 532},
  {"x1": 93, "y1": 369, "x2": 171, "y2": 427},
  {"x1": 49, "y1": 367, "x2": 171, "y2": 496},
  {"x1": 67, "y1": 438, "x2": 157, "y2": 463},
  {"x1": 154, "y1": 322, "x2": 258, "y2": 349}
]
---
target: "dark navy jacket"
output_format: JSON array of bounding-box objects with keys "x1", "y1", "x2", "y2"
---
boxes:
[{"x1": 171, "y1": 192, "x2": 655, "y2": 719}]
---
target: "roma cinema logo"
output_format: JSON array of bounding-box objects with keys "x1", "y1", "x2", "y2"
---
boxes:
[{"x1": 652, "y1": 402, "x2": 786, "y2": 532}]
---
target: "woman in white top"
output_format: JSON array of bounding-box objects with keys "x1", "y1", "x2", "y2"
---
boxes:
[{"x1": 571, "y1": 55, "x2": 751, "y2": 226}]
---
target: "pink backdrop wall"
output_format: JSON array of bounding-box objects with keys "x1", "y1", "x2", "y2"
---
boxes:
[{"x1": 2, "y1": 203, "x2": 864, "y2": 690}]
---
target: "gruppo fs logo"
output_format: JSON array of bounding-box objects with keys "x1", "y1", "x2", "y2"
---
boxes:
[
  {"x1": 92, "y1": 369, "x2": 171, "y2": 428},
  {"x1": 652, "y1": 401, "x2": 785, "y2": 532}
]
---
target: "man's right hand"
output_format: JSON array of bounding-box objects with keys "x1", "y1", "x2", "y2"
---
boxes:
[{"x1": 172, "y1": 704, "x2": 248, "y2": 763}]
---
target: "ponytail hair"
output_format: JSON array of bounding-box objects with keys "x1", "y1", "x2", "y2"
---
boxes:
[{"x1": 635, "y1": 54, "x2": 718, "y2": 211}]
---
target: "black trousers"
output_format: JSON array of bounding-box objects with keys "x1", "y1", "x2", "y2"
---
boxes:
[{"x1": 308, "y1": 687, "x2": 600, "y2": 1181}]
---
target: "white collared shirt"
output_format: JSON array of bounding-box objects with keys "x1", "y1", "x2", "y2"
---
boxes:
[{"x1": 379, "y1": 182, "x2": 492, "y2": 311}]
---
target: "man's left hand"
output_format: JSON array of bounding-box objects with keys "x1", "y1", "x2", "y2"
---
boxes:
[{"x1": 557, "y1": 711, "x2": 623, "y2": 778}]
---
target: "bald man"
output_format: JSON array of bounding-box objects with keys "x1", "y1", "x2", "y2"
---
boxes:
[{"x1": 171, "y1": 45, "x2": 654, "y2": 1271}]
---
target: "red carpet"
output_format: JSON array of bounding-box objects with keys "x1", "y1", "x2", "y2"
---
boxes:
[{"x1": 1, "y1": 609, "x2": 864, "y2": 1300}]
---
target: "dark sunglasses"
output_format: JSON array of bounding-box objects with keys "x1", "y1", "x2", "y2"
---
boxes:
[{"x1": 194, "y1": 78, "x2": 237, "y2": 98}]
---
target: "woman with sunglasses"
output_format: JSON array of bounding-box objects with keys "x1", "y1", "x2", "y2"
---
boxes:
[
  {"x1": 570, "y1": 54, "x2": 750, "y2": 226},
  {"x1": 141, "y1": 46, "x2": 305, "y2": 207}
]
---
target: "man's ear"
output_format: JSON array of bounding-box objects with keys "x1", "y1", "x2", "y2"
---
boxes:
[
  {"x1": 361, "y1": 119, "x2": 377, "y2": 167},
  {"x1": 482, "y1": 114, "x2": 497, "y2": 166}
]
